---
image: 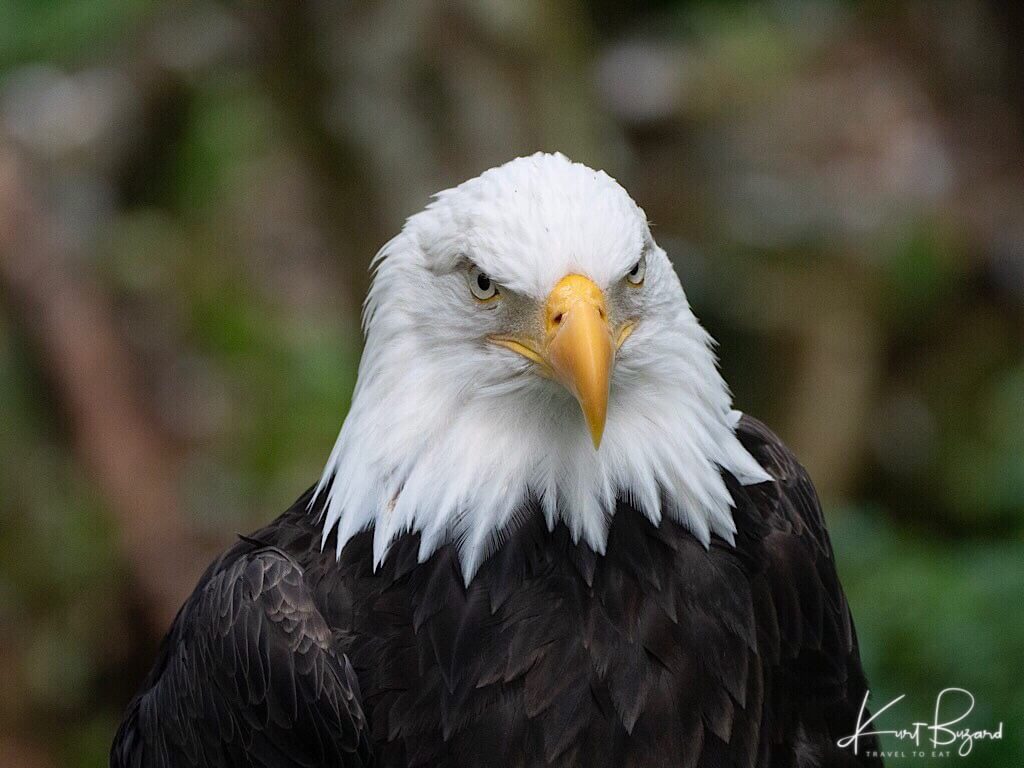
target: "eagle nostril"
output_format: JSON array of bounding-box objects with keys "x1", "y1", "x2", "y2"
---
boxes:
[{"x1": 553, "y1": 312, "x2": 564, "y2": 326}]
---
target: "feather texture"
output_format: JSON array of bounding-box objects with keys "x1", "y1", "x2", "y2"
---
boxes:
[
  {"x1": 113, "y1": 416, "x2": 881, "y2": 768},
  {"x1": 111, "y1": 542, "x2": 372, "y2": 768}
]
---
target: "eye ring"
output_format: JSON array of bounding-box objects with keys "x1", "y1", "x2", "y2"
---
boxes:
[
  {"x1": 626, "y1": 254, "x2": 646, "y2": 285},
  {"x1": 468, "y1": 264, "x2": 500, "y2": 302}
]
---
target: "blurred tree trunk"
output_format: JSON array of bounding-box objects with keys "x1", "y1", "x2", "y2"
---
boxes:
[
  {"x1": 0, "y1": 737, "x2": 54, "y2": 768},
  {"x1": 0, "y1": 147, "x2": 210, "y2": 635}
]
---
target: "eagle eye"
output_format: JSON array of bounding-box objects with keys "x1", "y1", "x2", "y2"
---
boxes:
[
  {"x1": 626, "y1": 255, "x2": 646, "y2": 286},
  {"x1": 467, "y1": 264, "x2": 499, "y2": 302}
]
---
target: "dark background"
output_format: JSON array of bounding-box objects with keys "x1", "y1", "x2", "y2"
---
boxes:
[{"x1": 0, "y1": 1, "x2": 1022, "y2": 766}]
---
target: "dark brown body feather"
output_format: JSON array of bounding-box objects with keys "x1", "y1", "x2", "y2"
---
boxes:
[{"x1": 112, "y1": 416, "x2": 880, "y2": 767}]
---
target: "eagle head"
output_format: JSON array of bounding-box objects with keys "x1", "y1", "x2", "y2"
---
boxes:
[{"x1": 316, "y1": 153, "x2": 768, "y2": 580}]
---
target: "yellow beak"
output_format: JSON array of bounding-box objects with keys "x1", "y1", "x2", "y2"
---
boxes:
[{"x1": 544, "y1": 274, "x2": 614, "y2": 449}]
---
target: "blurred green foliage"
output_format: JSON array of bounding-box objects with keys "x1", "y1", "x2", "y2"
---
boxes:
[
  {"x1": 0, "y1": 0, "x2": 153, "y2": 69},
  {"x1": 834, "y1": 513, "x2": 1024, "y2": 763}
]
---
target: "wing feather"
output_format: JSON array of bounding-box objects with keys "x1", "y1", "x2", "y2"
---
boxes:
[
  {"x1": 111, "y1": 545, "x2": 372, "y2": 768},
  {"x1": 735, "y1": 414, "x2": 882, "y2": 766}
]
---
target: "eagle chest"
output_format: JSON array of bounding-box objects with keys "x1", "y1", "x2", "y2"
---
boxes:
[{"x1": 324, "y1": 508, "x2": 766, "y2": 768}]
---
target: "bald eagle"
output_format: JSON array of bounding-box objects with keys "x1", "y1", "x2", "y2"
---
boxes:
[{"x1": 112, "y1": 153, "x2": 881, "y2": 768}]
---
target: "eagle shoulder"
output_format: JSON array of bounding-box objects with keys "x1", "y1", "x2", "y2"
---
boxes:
[
  {"x1": 731, "y1": 413, "x2": 882, "y2": 766},
  {"x1": 110, "y1": 541, "x2": 372, "y2": 768}
]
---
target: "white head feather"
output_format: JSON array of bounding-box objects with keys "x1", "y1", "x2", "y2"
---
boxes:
[{"x1": 315, "y1": 152, "x2": 769, "y2": 581}]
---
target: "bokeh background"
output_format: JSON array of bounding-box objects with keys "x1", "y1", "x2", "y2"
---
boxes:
[{"x1": 0, "y1": 1, "x2": 1022, "y2": 766}]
